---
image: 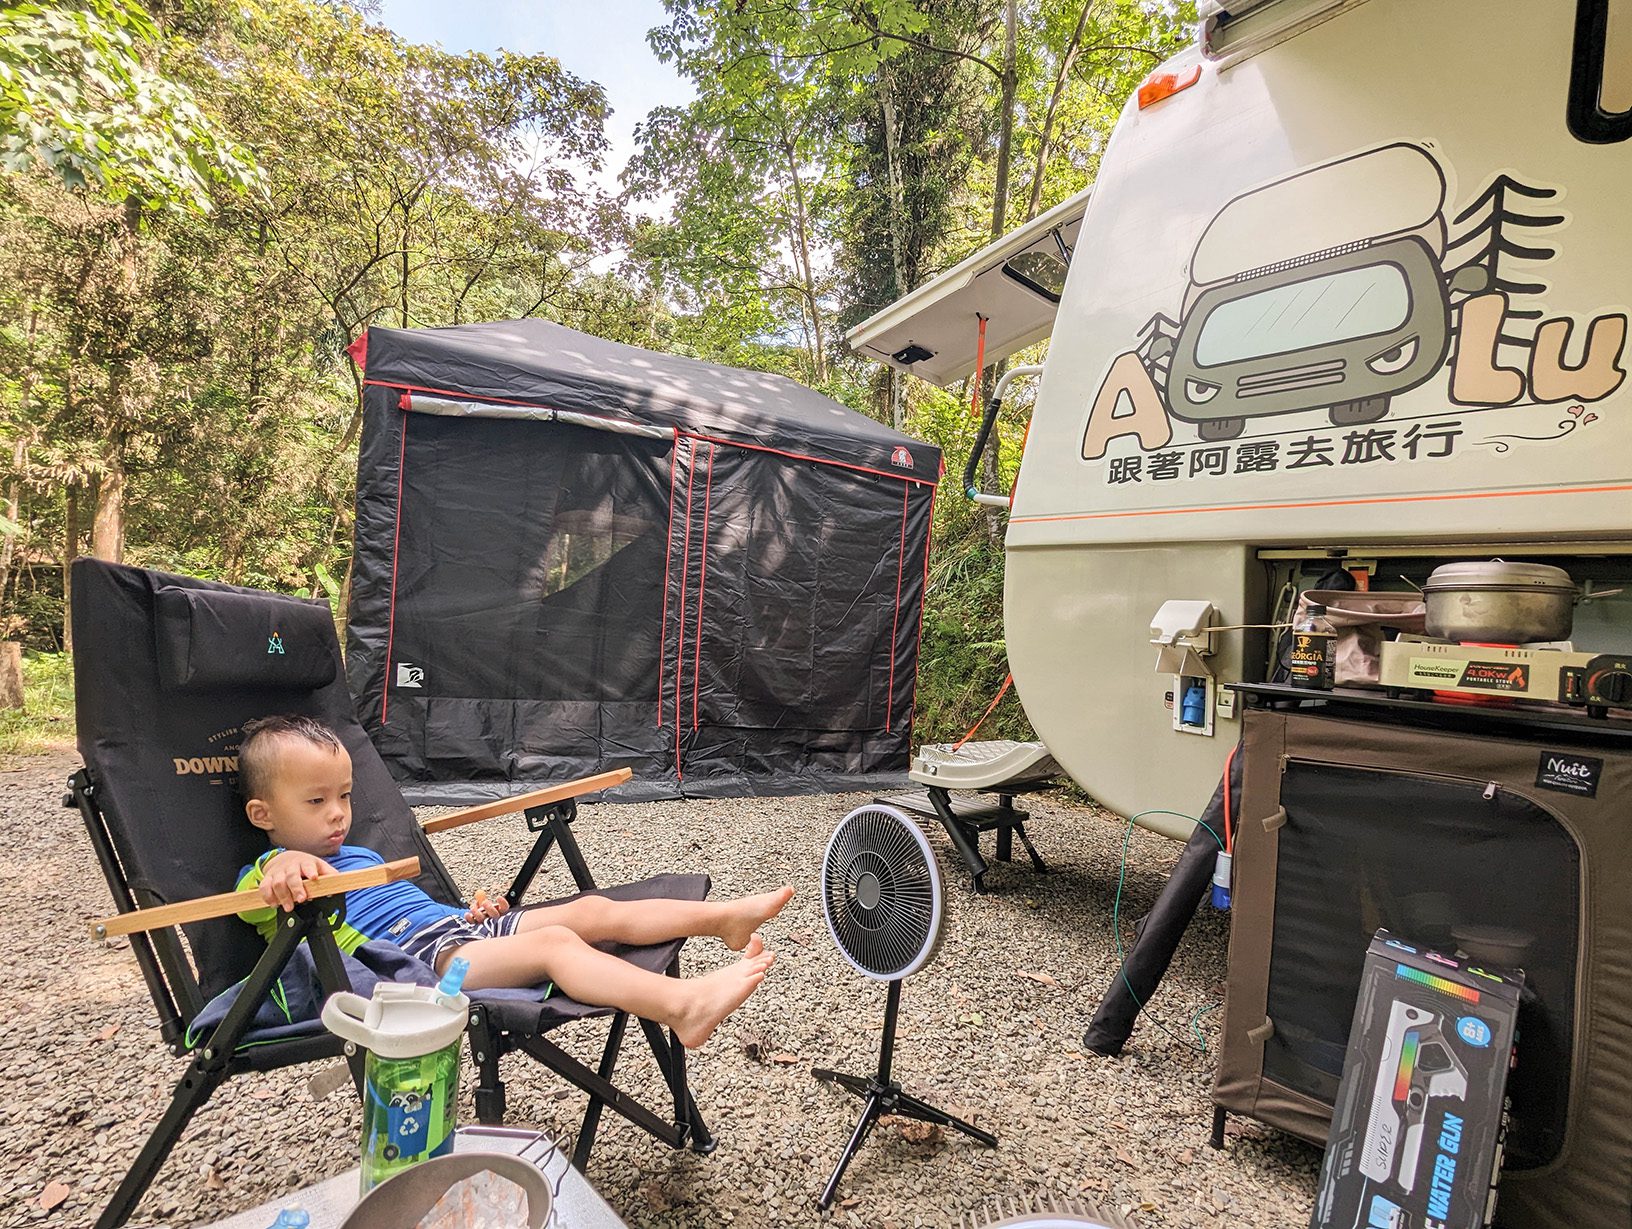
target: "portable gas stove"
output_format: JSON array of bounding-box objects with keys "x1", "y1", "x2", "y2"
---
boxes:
[{"x1": 1378, "y1": 637, "x2": 1632, "y2": 715}]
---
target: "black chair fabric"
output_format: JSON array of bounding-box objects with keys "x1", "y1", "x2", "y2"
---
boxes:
[{"x1": 71, "y1": 557, "x2": 703, "y2": 1014}]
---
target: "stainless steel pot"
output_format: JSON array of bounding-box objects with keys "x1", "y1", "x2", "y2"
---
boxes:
[
  {"x1": 1422, "y1": 561, "x2": 1577, "y2": 643},
  {"x1": 340, "y1": 1152, "x2": 555, "y2": 1229}
]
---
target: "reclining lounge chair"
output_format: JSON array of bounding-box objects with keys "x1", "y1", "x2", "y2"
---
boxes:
[{"x1": 69, "y1": 558, "x2": 713, "y2": 1229}]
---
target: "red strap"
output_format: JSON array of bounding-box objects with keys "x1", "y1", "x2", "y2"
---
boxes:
[
  {"x1": 969, "y1": 315, "x2": 988, "y2": 418},
  {"x1": 952, "y1": 672, "x2": 1013, "y2": 751},
  {"x1": 1223, "y1": 741, "x2": 1239, "y2": 854}
]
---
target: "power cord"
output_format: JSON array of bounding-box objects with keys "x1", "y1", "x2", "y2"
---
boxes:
[{"x1": 1112, "y1": 808, "x2": 1226, "y2": 1054}]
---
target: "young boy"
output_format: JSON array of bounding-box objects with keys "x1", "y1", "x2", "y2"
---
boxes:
[{"x1": 235, "y1": 715, "x2": 792, "y2": 1049}]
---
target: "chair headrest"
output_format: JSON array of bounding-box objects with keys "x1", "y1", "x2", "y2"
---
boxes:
[{"x1": 155, "y1": 585, "x2": 338, "y2": 692}]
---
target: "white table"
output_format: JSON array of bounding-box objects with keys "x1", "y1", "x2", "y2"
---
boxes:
[{"x1": 205, "y1": 1127, "x2": 627, "y2": 1228}]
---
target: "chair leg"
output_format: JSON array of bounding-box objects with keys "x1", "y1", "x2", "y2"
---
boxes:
[
  {"x1": 636, "y1": 1013, "x2": 715, "y2": 1154},
  {"x1": 514, "y1": 1028, "x2": 686, "y2": 1155},
  {"x1": 572, "y1": 1013, "x2": 627, "y2": 1170},
  {"x1": 95, "y1": 1057, "x2": 229, "y2": 1229},
  {"x1": 468, "y1": 1007, "x2": 508, "y2": 1126},
  {"x1": 547, "y1": 808, "x2": 598, "y2": 891}
]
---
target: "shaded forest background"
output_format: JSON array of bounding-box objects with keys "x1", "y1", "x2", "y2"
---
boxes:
[{"x1": 0, "y1": 0, "x2": 1192, "y2": 747}]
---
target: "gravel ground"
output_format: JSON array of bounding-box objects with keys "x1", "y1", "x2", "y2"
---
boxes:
[{"x1": 2, "y1": 746, "x2": 1319, "y2": 1228}]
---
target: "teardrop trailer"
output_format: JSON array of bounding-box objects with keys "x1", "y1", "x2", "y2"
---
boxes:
[{"x1": 848, "y1": 1, "x2": 1632, "y2": 1224}]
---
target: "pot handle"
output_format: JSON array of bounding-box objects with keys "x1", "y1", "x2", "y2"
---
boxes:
[{"x1": 1576, "y1": 586, "x2": 1625, "y2": 605}]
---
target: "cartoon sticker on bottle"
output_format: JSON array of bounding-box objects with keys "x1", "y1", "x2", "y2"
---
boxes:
[{"x1": 1081, "y1": 142, "x2": 1627, "y2": 478}]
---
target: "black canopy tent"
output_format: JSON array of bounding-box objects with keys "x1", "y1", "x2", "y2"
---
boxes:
[{"x1": 347, "y1": 319, "x2": 942, "y2": 804}]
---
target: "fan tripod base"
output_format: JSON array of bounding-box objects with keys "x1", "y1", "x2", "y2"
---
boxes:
[{"x1": 811, "y1": 981, "x2": 997, "y2": 1211}]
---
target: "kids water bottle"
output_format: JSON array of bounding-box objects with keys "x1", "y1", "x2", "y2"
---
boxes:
[{"x1": 321, "y1": 958, "x2": 470, "y2": 1193}]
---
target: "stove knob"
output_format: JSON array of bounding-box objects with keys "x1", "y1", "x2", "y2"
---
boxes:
[{"x1": 1592, "y1": 670, "x2": 1632, "y2": 705}]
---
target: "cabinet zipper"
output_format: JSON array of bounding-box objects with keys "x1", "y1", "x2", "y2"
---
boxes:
[{"x1": 1283, "y1": 755, "x2": 1502, "y2": 801}]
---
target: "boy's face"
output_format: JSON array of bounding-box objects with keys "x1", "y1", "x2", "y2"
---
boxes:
[{"x1": 244, "y1": 737, "x2": 354, "y2": 857}]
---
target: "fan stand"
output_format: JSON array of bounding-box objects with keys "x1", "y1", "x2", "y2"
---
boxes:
[{"x1": 812, "y1": 978, "x2": 998, "y2": 1210}]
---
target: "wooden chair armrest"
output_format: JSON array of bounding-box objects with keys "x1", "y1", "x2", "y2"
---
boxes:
[
  {"x1": 89, "y1": 857, "x2": 422, "y2": 940},
  {"x1": 420, "y1": 768, "x2": 633, "y2": 835}
]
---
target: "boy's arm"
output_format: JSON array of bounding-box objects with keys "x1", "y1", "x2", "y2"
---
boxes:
[
  {"x1": 238, "y1": 848, "x2": 339, "y2": 913},
  {"x1": 235, "y1": 851, "x2": 279, "y2": 928}
]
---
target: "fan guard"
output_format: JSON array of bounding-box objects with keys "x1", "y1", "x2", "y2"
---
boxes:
[{"x1": 822, "y1": 803, "x2": 944, "y2": 980}]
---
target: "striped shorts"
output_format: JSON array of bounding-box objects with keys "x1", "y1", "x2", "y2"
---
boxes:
[{"x1": 400, "y1": 910, "x2": 523, "y2": 971}]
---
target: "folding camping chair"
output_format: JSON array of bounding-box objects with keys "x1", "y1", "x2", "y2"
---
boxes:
[{"x1": 69, "y1": 558, "x2": 714, "y2": 1229}]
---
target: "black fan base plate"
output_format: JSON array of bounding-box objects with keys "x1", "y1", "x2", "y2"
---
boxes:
[{"x1": 811, "y1": 1068, "x2": 997, "y2": 1210}]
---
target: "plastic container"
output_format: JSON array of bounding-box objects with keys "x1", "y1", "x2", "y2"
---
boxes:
[
  {"x1": 1211, "y1": 850, "x2": 1233, "y2": 910},
  {"x1": 1288, "y1": 602, "x2": 1335, "y2": 689},
  {"x1": 266, "y1": 1208, "x2": 309, "y2": 1229},
  {"x1": 321, "y1": 959, "x2": 471, "y2": 1193}
]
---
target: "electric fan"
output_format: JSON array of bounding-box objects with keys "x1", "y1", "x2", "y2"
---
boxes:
[
  {"x1": 959, "y1": 1191, "x2": 1133, "y2": 1228},
  {"x1": 812, "y1": 803, "x2": 998, "y2": 1210}
]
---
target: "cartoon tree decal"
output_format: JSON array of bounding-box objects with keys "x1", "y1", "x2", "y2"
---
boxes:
[
  {"x1": 1445, "y1": 174, "x2": 1565, "y2": 346},
  {"x1": 1134, "y1": 311, "x2": 1181, "y2": 387}
]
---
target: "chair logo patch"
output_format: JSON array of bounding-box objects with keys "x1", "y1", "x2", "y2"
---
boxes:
[
  {"x1": 396, "y1": 663, "x2": 424, "y2": 688},
  {"x1": 267, "y1": 631, "x2": 285, "y2": 655}
]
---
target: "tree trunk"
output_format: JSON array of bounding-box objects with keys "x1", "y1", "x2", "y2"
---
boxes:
[
  {"x1": 62, "y1": 485, "x2": 78, "y2": 654},
  {"x1": 1027, "y1": 0, "x2": 1096, "y2": 221},
  {"x1": 784, "y1": 139, "x2": 827, "y2": 382},
  {"x1": 980, "y1": 0, "x2": 1020, "y2": 548},
  {"x1": 0, "y1": 642, "x2": 22, "y2": 710},
  {"x1": 0, "y1": 434, "x2": 24, "y2": 620},
  {"x1": 989, "y1": 0, "x2": 1020, "y2": 243},
  {"x1": 91, "y1": 427, "x2": 126, "y2": 563},
  {"x1": 92, "y1": 196, "x2": 141, "y2": 568},
  {"x1": 400, "y1": 199, "x2": 411, "y2": 327},
  {"x1": 0, "y1": 306, "x2": 36, "y2": 618},
  {"x1": 879, "y1": 71, "x2": 910, "y2": 302}
]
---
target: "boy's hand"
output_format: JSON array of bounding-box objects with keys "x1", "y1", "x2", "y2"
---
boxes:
[
  {"x1": 465, "y1": 889, "x2": 509, "y2": 923},
  {"x1": 259, "y1": 850, "x2": 336, "y2": 912}
]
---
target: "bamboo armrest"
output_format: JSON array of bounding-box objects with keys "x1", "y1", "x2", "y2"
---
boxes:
[
  {"x1": 90, "y1": 857, "x2": 422, "y2": 940},
  {"x1": 420, "y1": 768, "x2": 633, "y2": 834}
]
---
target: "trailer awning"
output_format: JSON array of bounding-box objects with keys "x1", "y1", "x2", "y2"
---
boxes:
[{"x1": 844, "y1": 187, "x2": 1090, "y2": 389}]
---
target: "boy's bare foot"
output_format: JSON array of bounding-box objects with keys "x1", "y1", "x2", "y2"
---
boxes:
[
  {"x1": 719, "y1": 885, "x2": 795, "y2": 951},
  {"x1": 672, "y1": 948, "x2": 777, "y2": 1049}
]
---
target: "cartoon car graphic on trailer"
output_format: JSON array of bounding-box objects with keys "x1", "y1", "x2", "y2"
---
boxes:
[{"x1": 1159, "y1": 143, "x2": 1474, "y2": 441}]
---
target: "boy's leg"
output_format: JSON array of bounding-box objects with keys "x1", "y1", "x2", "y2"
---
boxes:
[
  {"x1": 450, "y1": 925, "x2": 776, "y2": 1049},
  {"x1": 513, "y1": 885, "x2": 794, "y2": 950}
]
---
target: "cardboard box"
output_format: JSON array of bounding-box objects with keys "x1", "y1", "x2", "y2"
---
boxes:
[{"x1": 1311, "y1": 930, "x2": 1522, "y2": 1229}]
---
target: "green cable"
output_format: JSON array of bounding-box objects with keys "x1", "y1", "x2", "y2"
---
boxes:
[{"x1": 1112, "y1": 809, "x2": 1226, "y2": 1055}]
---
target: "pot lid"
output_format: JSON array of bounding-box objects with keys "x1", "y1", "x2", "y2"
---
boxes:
[{"x1": 1423, "y1": 561, "x2": 1576, "y2": 593}]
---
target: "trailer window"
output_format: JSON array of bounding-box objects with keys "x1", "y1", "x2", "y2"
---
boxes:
[
  {"x1": 1002, "y1": 250, "x2": 1068, "y2": 303},
  {"x1": 1193, "y1": 263, "x2": 1411, "y2": 366},
  {"x1": 1569, "y1": 0, "x2": 1632, "y2": 142}
]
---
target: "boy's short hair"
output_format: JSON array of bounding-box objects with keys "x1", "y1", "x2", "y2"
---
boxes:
[{"x1": 239, "y1": 714, "x2": 344, "y2": 801}]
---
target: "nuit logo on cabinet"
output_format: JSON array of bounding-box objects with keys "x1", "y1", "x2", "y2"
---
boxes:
[{"x1": 1535, "y1": 752, "x2": 1602, "y2": 797}]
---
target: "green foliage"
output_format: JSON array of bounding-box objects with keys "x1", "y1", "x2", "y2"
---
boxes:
[
  {"x1": 0, "y1": 0, "x2": 262, "y2": 211},
  {"x1": 0, "y1": 0, "x2": 1196, "y2": 762},
  {"x1": 0, "y1": 651, "x2": 74, "y2": 756}
]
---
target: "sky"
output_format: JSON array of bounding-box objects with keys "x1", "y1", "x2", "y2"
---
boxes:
[{"x1": 374, "y1": 0, "x2": 693, "y2": 198}]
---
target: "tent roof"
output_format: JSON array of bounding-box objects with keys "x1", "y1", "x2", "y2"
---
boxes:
[{"x1": 358, "y1": 318, "x2": 941, "y2": 479}]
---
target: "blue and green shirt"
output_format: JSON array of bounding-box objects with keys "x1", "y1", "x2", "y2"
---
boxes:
[{"x1": 235, "y1": 845, "x2": 463, "y2": 954}]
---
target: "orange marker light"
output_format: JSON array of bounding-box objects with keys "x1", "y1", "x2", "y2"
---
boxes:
[{"x1": 1137, "y1": 64, "x2": 1202, "y2": 110}]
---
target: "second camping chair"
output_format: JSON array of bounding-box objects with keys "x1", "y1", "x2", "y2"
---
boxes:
[{"x1": 70, "y1": 558, "x2": 714, "y2": 1229}]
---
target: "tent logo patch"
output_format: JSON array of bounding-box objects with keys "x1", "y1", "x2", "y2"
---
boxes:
[
  {"x1": 890, "y1": 446, "x2": 914, "y2": 470},
  {"x1": 267, "y1": 631, "x2": 285, "y2": 655},
  {"x1": 396, "y1": 663, "x2": 425, "y2": 689}
]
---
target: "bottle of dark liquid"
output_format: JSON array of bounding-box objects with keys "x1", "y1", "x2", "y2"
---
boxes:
[{"x1": 1288, "y1": 602, "x2": 1335, "y2": 689}]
